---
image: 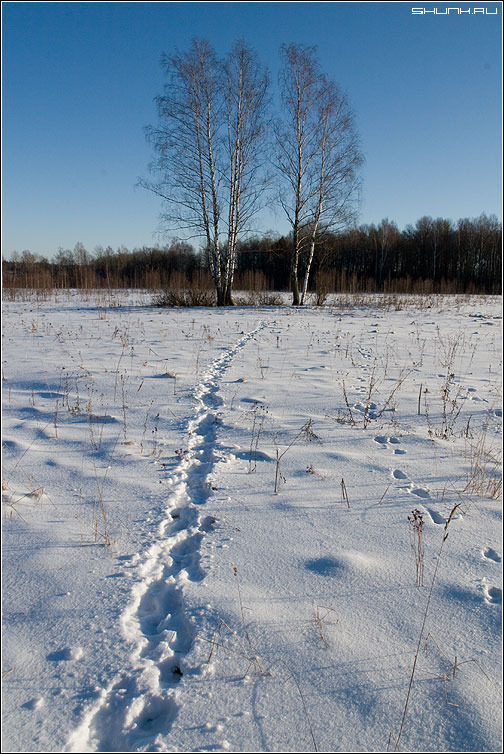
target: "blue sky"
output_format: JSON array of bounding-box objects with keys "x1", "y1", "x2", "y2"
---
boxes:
[{"x1": 2, "y1": 1, "x2": 502, "y2": 258}]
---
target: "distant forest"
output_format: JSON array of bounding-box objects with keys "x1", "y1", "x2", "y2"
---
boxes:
[{"x1": 2, "y1": 213, "x2": 501, "y2": 297}]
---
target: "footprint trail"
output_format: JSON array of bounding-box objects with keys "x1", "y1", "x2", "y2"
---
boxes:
[{"x1": 66, "y1": 322, "x2": 266, "y2": 753}]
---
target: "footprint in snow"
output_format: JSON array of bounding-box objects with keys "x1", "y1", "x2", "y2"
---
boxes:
[
  {"x1": 484, "y1": 586, "x2": 502, "y2": 605},
  {"x1": 234, "y1": 449, "x2": 274, "y2": 463},
  {"x1": 22, "y1": 697, "x2": 44, "y2": 711},
  {"x1": 408, "y1": 486, "x2": 431, "y2": 499},
  {"x1": 392, "y1": 469, "x2": 408, "y2": 480},
  {"x1": 135, "y1": 694, "x2": 178, "y2": 733},
  {"x1": 88, "y1": 414, "x2": 119, "y2": 424},
  {"x1": 46, "y1": 647, "x2": 83, "y2": 662},
  {"x1": 305, "y1": 556, "x2": 343, "y2": 577},
  {"x1": 374, "y1": 436, "x2": 403, "y2": 451},
  {"x1": 354, "y1": 401, "x2": 377, "y2": 414},
  {"x1": 424, "y1": 508, "x2": 446, "y2": 525},
  {"x1": 482, "y1": 547, "x2": 501, "y2": 563},
  {"x1": 199, "y1": 515, "x2": 217, "y2": 533},
  {"x1": 422, "y1": 506, "x2": 463, "y2": 526},
  {"x1": 374, "y1": 435, "x2": 388, "y2": 445}
]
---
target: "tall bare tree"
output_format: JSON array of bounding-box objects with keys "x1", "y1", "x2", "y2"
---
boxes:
[
  {"x1": 222, "y1": 41, "x2": 269, "y2": 304},
  {"x1": 299, "y1": 78, "x2": 363, "y2": 304},
  {"x1": 275, "y1": 44, "x2": 363, "y2": 304},
  {"x1": 141, "y1": 38, "x2": 268, "y2": 306},
  {"x1": 141, "y1": 39, "x2": 223, "y2": 299}
]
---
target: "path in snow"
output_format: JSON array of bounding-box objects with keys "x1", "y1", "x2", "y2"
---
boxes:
[{"x1": 66, "y1": 322, "x2": 266, "y2": 753}]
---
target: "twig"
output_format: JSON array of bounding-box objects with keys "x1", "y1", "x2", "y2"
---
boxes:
[{"x1": 340, "y1": 478, "x2": 350, "y2": 509}]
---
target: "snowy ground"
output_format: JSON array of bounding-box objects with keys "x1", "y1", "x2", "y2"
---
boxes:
[{"x1": 1, "y1": 289, "x2": 502, "y2": 753}]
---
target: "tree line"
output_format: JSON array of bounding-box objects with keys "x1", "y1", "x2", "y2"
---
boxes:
[{"x1": 3, "y1": 212, "x2": 500, "y2": 295}]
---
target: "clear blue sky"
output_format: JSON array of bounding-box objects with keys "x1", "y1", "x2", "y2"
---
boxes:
[{"x1": 2, "y1": 1, "x2": 502, "y2": 258}]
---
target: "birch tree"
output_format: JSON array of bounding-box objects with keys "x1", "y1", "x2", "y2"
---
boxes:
[
  {"x1": 275, "y1": 44, "x2": 362, "y2": 305},
  {"x1": 141, "y1": 38, "x2": 268, "y2": 306},
  {"x1": 222, "y1": 41, "x2": 269, "y2": 304}
]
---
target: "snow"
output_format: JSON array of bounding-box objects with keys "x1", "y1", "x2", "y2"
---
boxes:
[{"x1": 1, "y1": 289, "x2": 502, "y2": 753}]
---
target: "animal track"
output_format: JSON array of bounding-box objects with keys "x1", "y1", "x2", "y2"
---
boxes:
[
  {"x1": 418, "y1": 505, "x2": 463, "y2": 527},
  {"x1": 408, "y1": 485, "x2": 430, "y2": 499},
  {"x1": 374, "y1": 436, "x2": 404, "y2": 453},
  {"x1": 66, "y1": 322, "x2": 267, "y2": 752},
  {"x1": 484, "y1": 586, "x2": 502, "y2": 605},
  {"x1": 353, "y1": 401, "x2": 377, "y2": 418},
  {"x1": 423, "y1": 508, "x2": 446, "y2": 525},
  {"x1": 482, "y1": 547, "x2": 501, "y2": 563},
  {"x1": 136, "y1": 694, "x2": 178, "y2": 734}
]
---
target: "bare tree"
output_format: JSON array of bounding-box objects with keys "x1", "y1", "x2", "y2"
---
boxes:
[
  {"x1": 275, "y1": 44, "x2": 362, "y2": 305},
  {"x1": 141, "y1": 39, "x2": 223, "y2": 299},
  {"x1": 222, "y1": 41, "x2": 269, "y2": 305},
  {"x1": 141, "y1": 38, "x2": 268, "y2": 306},
  {"x1": 299, "y1": 78, "x2": 363, "y2": 304}
]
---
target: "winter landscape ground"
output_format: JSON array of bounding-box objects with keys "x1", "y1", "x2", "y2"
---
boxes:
[{"x1": 1, "y1": 289, "x2": 502, "y2": 753}]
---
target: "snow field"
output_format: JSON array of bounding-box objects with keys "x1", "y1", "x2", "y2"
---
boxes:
[{"x1": 1, "y1": 290, "x2": 502, "y2": 752}]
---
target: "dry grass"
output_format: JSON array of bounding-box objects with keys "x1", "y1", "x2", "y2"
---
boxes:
[
  {"x1": 464, "y1": 428, "x2": 502, "y2": 500},
  {"x1": 312, "y1": 604, "x2": 339, "y2": 649}
]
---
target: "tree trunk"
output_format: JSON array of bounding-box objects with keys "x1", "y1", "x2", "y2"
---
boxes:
[
  {"x1": 291, "y1": 258, "x2": 300, "y2": 304},
  {"x1": 300, "y1": 236, "x2": 316, "y2": 305}
]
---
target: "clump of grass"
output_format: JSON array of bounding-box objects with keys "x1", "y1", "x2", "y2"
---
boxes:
[
  {"x1": 422, "y1": 375, "x2": 467, "y2": 441},
  {"x1": 312, "y1": 604, "x2": 339, "y2": 649},
  {"x1": 464, "y1": 427, "x2": 502, "y2": 499},
  {"x1": 439, "y1": 372, "x2": 466, "y2": 438},
  {"x1": 153, "y1": 287, "x2": 216, "y2": 308},
  {"x1": 3, "y1": 482, "x2": 51, "y2": 522},
  {"x1": 306, "y1": 464, "x2": 324, "y2": 479},
  {"x1": 340, "y1": 380, "x2": 356, "y2": 425},
  {"x1": 233, "y1": 290, "x2": 284, "y2": 306}
]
